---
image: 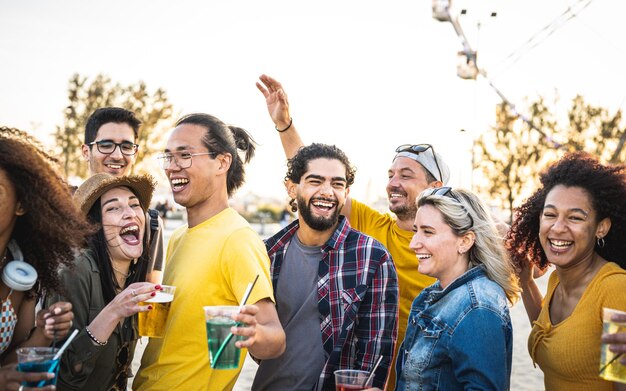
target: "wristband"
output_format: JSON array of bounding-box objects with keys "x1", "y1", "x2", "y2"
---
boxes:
[
  {"x1": 275, "y1": 118, "x2": 293, "y2": 133},
  {"x1": 85, "y1": 326, "x2": 107, "y2": 346}
]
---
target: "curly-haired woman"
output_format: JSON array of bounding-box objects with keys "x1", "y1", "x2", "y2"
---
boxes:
[
  {"x1": 0, "y1": 127, "x2": 91, "y2": 367},
  {"x1": 508, "y1": 152, "x2": 626, "y2": 390}
]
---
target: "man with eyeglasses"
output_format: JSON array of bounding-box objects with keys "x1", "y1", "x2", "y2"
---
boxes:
[
  {"x1": 81, "y1": 107, "x2": 164, "y2": 284},
  {"x1": 257, "y1": 74, "x2": 451, "y2": 389},
  {"x1": 134, "y1": 113, "x2": 285, "y2": 391}
]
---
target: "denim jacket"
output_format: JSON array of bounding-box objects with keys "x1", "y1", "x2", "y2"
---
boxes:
[{"x1": 395, "y1": 266, "x2": 512, "y2": 391}]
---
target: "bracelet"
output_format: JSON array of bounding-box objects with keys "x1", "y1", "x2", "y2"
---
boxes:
[
  {"x1": 85, "y1": 326, "x2": 107, "y2": 346},
  {"x1": 275, "y1": 118, "x2": 293, "y2": 133}
]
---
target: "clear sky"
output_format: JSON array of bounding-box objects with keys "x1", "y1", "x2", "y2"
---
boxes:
[{"x1": 1, "y1": 0, "x2": 625, "y2": 205}]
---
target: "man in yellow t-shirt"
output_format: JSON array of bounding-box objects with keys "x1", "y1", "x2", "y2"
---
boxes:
[
  {"x1": 133, "y1": 113, "x2": 286, "y2": 391},
  {"x1": 257, "y1": 74, "x2": 451, "y2": 389}
]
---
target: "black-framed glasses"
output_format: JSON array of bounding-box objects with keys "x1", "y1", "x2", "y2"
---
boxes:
[
  {"x1": 422, "y1": 186, "x2": 474, "y2": 228},
  {"x1": 395, "y1": 144, "x2": 443, "y2": 183},
  {"x1": 156, "y1": 151, "x2": 217, "y2": 169},
  {"x1": 88, "y1": 140, "x2": 139, "y2": 156}
]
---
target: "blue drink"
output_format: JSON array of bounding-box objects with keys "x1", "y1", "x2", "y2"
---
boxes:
[
  {"x1": 18, "y1": 359, "x2": 60, "y2": 386},
  {"x1": 16, "y1": 347, "x2": 60, "y2": 386}
]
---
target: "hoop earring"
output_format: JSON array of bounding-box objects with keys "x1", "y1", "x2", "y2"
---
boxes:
[{"x1": 597, "y1": 236, "x2": 605, "y2": 249}]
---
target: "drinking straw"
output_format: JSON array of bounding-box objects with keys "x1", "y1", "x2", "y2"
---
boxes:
[
  {"x1": 599, "y1": 352, "x2": 624, "y2": 375},
  {"x1": 211, "y1": 275, "x2": 259, "y2": 368},
  {"x1": 36, "y1": 329, "x2": 79, "y2": 387},
  {"x1": 362, "y1": 355, "x2": 384, "y2": 388}
]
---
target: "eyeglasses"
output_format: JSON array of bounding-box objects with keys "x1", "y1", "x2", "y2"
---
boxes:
[
  {"x1": 395, "y1": 144, "x2": 443, "y2": 183},
  {"x1": 88, "y1": 140, "x2": 139, "y2": 156},
  {"x1": 156, "y1": 151, "x2": 217, "y2": 169},
  {"x1": 422, "y1": 186, "x2": 474, "y2": 228}
]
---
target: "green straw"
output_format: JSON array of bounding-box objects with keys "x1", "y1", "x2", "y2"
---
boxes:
[{"x1": 211, "y1": 275, "x2": 259, "y2": 369}]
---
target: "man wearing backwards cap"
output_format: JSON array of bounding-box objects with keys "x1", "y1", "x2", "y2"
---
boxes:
[{"x1": 257, "y1": 74, "x2": 450, "y2": 389}]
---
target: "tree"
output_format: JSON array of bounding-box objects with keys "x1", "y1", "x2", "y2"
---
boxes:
[
  {"x1": 474, "y1": 95, "x2": 625, "y2": 222},
  {"x1": 474, "y1": 101, "x2": 551, "y2": 222},
  {"x1": 53, "y1": 73, "x2": 174, "y2": 178}
]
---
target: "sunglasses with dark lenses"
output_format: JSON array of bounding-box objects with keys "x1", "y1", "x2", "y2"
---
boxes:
[
  {"x1": 89, "y1": 140, "x2": 139, "y2": 156},
  {"x1": 395, "y1": 144, "x2": 443, "y2": 183},
  {"x1": 422, "y1": 186, "x2": 474, "y2": 227}
]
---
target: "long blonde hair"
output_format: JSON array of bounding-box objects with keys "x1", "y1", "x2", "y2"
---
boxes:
[{"x1": 418, "y1": 188, "x2": 520, "y2": 304}]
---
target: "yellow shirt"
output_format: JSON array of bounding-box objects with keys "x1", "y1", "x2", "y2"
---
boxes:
[
  {"x1": 350, "y1": 199, "x2": 436, "y2": 388},
  {"x1": 133, "y1": 208, "x2": 275, "y2": 391},
  {"x1": 528, "y1": 262, "x2": 626, "y2": 391}
]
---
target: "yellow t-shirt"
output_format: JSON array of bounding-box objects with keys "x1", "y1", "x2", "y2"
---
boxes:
[
  {"x1": 350, "y1": 198, "x2": 436, "y2": 388},
  {"x1": 133, "y1": 208, "x2": 275, "y2": 391},
  {"x1": 528, "y1": 262, "x2": 626, "y2": 391}
]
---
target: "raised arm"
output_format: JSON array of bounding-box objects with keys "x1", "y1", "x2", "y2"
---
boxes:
[
  {"x1": 256, "y1": 74, "x2": 355, "y2": 219},
  {"x1": 256, "y1": 74, "x2": 305, "y2": 159}
]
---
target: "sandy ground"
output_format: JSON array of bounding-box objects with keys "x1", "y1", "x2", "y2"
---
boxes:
[{"x1": 129, "y1": 220, "x2": 547, "y2": 390}]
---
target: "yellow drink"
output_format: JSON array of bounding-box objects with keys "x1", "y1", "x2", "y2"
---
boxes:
[
  {"x1": 600, "y1": 308, "x2": 626, "y2": 384},
  {"x1": 138, "y1": 287, "x2": 175, "y2": 338}
]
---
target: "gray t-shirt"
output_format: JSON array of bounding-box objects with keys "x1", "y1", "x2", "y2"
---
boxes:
[{"x1": 252, "y1": 235, "x2": 326, "y2": 391}]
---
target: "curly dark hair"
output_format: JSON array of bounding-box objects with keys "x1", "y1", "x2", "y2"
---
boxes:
[
  {"x1": 0, "y1": 126, "x2": 93, "y2": 297},
  {"x1": 285, "y1": 143, "x2": 356, "y2": 212},
  {"x1": 507, "y1": 151, "x2": 626, "y2": 270}
]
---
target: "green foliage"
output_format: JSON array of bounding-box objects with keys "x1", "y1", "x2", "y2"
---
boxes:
[
  {"x1": 53, "y1": 73, "x2": 175, "y2": 178},
  {"x1": 475, "y1": 95, "x2": 625, "y2": 222}
]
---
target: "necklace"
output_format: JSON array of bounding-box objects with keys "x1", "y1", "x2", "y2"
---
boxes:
[{"x1": 111, "y1": 264, "x2": 129, "y2": 278}]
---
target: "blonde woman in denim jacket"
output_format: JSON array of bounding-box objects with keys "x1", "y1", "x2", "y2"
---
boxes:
[{"x1": 368, "y1": 187, "x2": 520, "y2": 391}]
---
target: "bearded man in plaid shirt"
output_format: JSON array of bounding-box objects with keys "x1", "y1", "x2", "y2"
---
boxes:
[{"x1": 253, "y1": 143, "x2": 398, "y2": 391}]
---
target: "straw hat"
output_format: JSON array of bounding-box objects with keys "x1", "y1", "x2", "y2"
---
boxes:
[{"x1": 74, "y1": 173, "x2": 157, "y2": 215}]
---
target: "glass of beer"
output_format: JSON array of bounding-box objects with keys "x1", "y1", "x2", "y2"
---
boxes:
[
  {"x1": 17, "y1": 347, "x2": 60, "y2": 387},
  {"x1": 600, "y1": 307, "x2": 626, "y2": 383},
  {"x1": 334, "y1": 369, "x2": 372, "y2": 391},
  {"x1": 204, "y1": 305, "x2": 244, "y2": 369},
  {"x1": 138, "y1": 285, "x2": 176, "y2": 338}
]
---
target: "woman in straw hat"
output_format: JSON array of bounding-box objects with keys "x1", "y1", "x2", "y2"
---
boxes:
[
  {"x1": 0, "y1": 126, "x2": 89, "y2": 387},
  {"x1": 46, "y1": 172, "x2": 161, "y2": 390}
]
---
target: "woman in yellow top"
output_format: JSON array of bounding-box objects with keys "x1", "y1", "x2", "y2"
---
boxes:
[{"x1": 508, "y1": 152, "x2": 626, "y2": 390}]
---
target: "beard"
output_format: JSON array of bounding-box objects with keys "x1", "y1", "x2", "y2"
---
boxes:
[
  {"x1": 297, "y1": 195, "x2": 341, "y2": 231},
  {"x1": 390, "y1": 200, "x2": 418, "y2": 222}
]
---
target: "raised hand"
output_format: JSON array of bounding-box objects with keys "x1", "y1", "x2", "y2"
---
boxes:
[{"x1": 256, "y1": 74, "x2": 291, "y2": 128}]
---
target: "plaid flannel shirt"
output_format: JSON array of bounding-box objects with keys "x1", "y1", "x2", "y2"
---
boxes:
[{"x1": 265, "y1": 215, "x2": 399, "y2": 390}]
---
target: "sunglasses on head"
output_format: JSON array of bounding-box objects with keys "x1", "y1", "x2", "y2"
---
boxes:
[
  {"x1": 422, "y1": 186, "x2": 474, "y2": 228},
  {"x1": 395, "y1": 144, "x2": 443, "y2": 183}
]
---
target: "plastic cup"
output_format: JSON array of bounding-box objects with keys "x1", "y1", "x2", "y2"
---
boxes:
[
  {"x1": 334, "y1": 369, "x2": 372, "y2": 391},
  {"x1": 204, "y1": 305, "x2": 243, "y2": 370},
  {"x1": 600, "y1": 307, "x2": 626, "y2": 383},
  {"x1": 17, "y1": 347, "x2": 60, "y2": 387},
  {"x1": 138, "y1": 285, "x2": 175, "y2": 337}
]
